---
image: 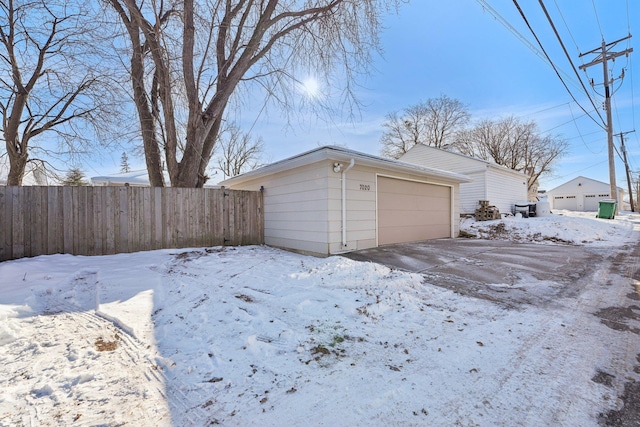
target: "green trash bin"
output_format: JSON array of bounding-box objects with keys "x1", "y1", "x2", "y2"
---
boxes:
[{"x1": 597, "y1": 200, "x2": 617, "y2": 219}]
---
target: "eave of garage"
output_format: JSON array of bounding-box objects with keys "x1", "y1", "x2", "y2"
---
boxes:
[{"x1": 219, "y1": 145, "x2": 472, "y2": 186}]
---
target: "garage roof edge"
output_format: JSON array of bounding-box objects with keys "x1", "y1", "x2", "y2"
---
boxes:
[{"x1": 219, "y1": 146, "x2": 471, "y2": 186}]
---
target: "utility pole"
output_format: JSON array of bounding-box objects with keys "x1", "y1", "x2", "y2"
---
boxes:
[
  {"x1": 619, "y1": 130, "x2": 636, "y2": 211},
  {"x1": 579, "y1": 35, "x2": 633, "y2": 210}
]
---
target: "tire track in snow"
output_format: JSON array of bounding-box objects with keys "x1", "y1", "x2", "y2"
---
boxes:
[
  {"x1": 0, "y1": 269, "x2": 212, "y2": 426},
  {"x1": 464, "y1": 238, "x2": 638, "y2": 426},
  {"x1": 79, "y1": 269, "x2": 218, "y2": 426}
]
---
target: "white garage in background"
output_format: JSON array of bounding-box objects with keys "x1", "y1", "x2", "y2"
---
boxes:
[
  {"x1": 546, "y1": 176, "x2": 625, "y2": 211},
  {"x1": 220, "y1": 146, "x2": 470, "y2": 256}
]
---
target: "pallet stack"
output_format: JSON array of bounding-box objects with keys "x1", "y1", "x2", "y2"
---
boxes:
[{"x1": 474, "y1": 200, "x2": 501, "y2": 221}]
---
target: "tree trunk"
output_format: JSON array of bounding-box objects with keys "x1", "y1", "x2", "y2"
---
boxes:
[
  {"x1": 6, "y1": 145, "x2": 27, "y2": 186},
  {"x1": 116, "y1": 0, "x2": 166, "y2": 187}
]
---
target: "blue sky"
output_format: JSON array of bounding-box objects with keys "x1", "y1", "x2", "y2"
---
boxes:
[
  {"x1": 94, "y1": 0, "x2": 638, "y2": 192},
  {"x1": 230, "y1": 0, "x2": 639, "y2": 192}
]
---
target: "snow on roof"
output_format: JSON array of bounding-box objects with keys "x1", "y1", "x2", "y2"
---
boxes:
[
  {"x1": 90, "y1": 169, "x2": 161, "y2": 187},
  {"x1": 91, "y1": 169, "x2": 221, "y2": 188}
]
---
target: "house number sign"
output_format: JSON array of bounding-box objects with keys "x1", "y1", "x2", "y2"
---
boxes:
[{"x1": 359, "y1": 184, "x2": 370, "y2": 191}]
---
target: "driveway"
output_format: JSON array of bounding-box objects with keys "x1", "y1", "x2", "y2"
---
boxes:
[
  {"x1": 343, "y1": 237, "x2": 640, "y2": 425},
  {"x1": 342, "y1": 238, "x2": 617, "y2": 308}
]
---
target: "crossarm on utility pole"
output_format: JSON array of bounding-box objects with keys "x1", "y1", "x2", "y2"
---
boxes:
[{"x1": 578, "y1": 35, "x2": 633, "y2": 210}]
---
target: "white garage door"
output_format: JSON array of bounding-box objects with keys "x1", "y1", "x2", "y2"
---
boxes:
[
  {"x1": 553, "y1": 195, "x2": 578, "y2": 210},
  {"x1": 377, "y1": 176, "x2": 451, "y2": 245},
  {"x1": 584, "y1": 194, "x2": 610, "y2": 211}
]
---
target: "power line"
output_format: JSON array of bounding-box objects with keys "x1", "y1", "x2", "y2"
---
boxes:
[
  {"x1": 567, "y1": 103, "x2": 603, "y2": 154},
  {"x1": 627, "y1": 0, "x2": 632, "y2": 35},
  {"x1": 624, "y1": 0, "x2": 638, "y2": 141},
  {"x1": 552, "y1": 0, "x2": 580, "y2": 52},
  {"x1": 537, "y1": 0, "x2": 607, "y2": 128},
  {"x1": 591, "y1": 0, "x2": 604, "y2": 39},
  {"x1": 511, "y1": 0, "x2": 606, "y2": 129},
  {"x1": 475, "y1": 0, "x2": 555, "y2": 67}
]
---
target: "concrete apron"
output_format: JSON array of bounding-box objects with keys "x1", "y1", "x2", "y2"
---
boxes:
[{"x1": 341, "y1": 238, "x2": 604, "y2": 307}]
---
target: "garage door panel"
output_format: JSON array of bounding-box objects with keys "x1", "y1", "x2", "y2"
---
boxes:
[
  {"x1": 378, "y1": 224, "x2": 449, "y2": 245},
  {"x1": 553, "y1": 195, "x2": 577, "y2": 210},
  {"x1": 379, "y1": 199, "x2": 448, "y2": 212},
  {"x1": 584, "y1": 194, "x2": 607, "y2": 211},
  {"x1": 378, "y1": 210, "x2": 449, "y2": 226},
  {"x1": 377, "y1": 177, "x2": 451, "y2": 245}
]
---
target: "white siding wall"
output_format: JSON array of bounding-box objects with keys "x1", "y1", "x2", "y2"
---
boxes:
[
  {"x1": 485, "y1": 169, "x2": 528, "y2": 215},
  {"x1": 223, "y1": 162, "x2": 332, "y2": 255},
  {"x1": 459, "y1": 171, "x2": 486, "y2": 215},
  {"x1": 327, "y1": 165, "x2": 378, "y2": 254},
  {"x1": 401, "y1": 145, "x2": 482, "y2": 171}
]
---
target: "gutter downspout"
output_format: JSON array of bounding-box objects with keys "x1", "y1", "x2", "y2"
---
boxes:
[{"x1": 342, "y1": 159, "x2": 355, "y2": 247}]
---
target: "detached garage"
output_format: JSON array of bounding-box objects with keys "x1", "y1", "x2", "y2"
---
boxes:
[
  {"x1": 547, "y1": 176, "x2": 625, "y2": 211},
  {"x1": 220, "y1": 146, "x2": 469, "y2": 256}
]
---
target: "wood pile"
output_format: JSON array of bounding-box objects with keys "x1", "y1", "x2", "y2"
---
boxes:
[{"x1": 474, "y1": 200, "x2": 501, "y2": 221}]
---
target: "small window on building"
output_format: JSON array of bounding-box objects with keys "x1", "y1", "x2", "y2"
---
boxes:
[
  {"x1": 585, "y1": 194, "x2": 596, "y2": 198},
  {"x1": 566, "y1": 196, "x2": 576, "y2": 199},
  {"x1": 554, "y1": 196, "x2": 564, "y2": 199},
  {"x1": 598, "y1": 194, "x2": 609, "y2": 197}
]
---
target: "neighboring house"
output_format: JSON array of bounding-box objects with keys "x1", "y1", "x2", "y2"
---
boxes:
[
  {"x1": 546, "y1": 176, "x2": 625, "y2": 211},
  {"x1": 91, "y1": 170, "x2": 219, "y2": 188},
  {"x1": 399, "y1": 144, "x2": 528, "y2": 215},
  {"x1": 91, "y1": 170, "x2": 168, "y2": 187},
  {"x1": 220, "y1": 145, "x2": 470, "y2": 256},
  {"x1": 0, "y1": 157, "x2": 50, "y2": 185}
]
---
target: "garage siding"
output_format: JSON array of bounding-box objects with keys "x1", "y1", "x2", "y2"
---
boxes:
[
  {"x1": 327, "y1": 167, "x2": 377, "y2": 253},
  {"x1": 222, "y1": 162, "x2": 332, "y2": 255},
  {"x1": 377, "y1": 176, "x2": 451, "y2": 245},
  {"x1": 459, "y1": 171, "x2": 486, "y2": 214}
]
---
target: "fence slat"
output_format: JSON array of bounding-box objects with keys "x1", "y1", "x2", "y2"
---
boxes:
[{"x1": 0, "y1": 187, "x2": 9, "y2": 260}]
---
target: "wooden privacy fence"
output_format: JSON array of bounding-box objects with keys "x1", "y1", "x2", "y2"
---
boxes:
[{"x1": 0, "y1": 186, "x2": 264, "y2": 261}]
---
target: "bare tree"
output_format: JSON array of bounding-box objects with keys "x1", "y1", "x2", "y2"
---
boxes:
[
  {"x1": 0, "y1": 0, "x2": 118, "y2": 185},
  {"x1": 456, "y1": 116, "x2": 568, "y2": 193},
  {"x1": 380, "y1": 94, "x2": 470, "y2": 159},
  {"x1": 215, "y1": 124, "x2": 264, "y2": 180},
  {"x1": 106, "y1": 0, "x2": 401, "y2": 187}
]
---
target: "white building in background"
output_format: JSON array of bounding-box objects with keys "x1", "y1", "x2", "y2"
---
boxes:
[
  {"x1": 91, "y1": 170, "x2": 220, "y2": 187},
  {"x1": 399, "y1": 144, "x2": 529, "y2": 215},
  {"x1": 90, "y1": 170, "x2": 164, "y2": 187},
  {"x1": 546, "y1": 176, "x2": 625, "y2": 211},
  {"x1": 0, "y1": 157, "x2": 50, "y2": 185}
]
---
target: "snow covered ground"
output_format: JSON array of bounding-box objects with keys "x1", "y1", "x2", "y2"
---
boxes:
[{"x1": 1, "y1": 210, "x2": 639, "y2": 426}]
